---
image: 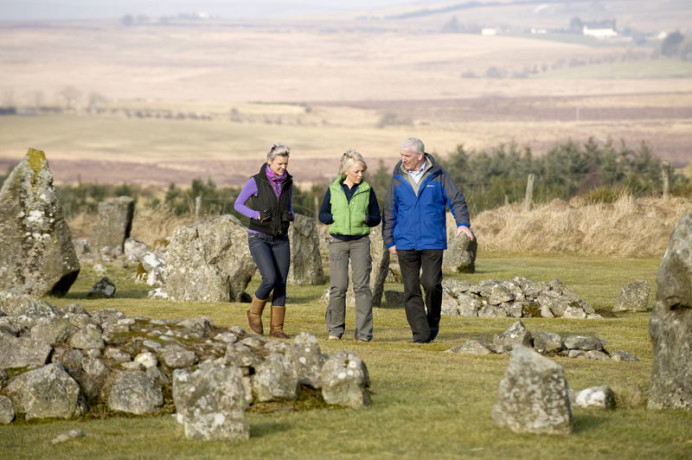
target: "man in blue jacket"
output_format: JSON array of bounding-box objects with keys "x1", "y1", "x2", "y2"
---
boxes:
[{"x1": 383, "y1": 137, "x2": 475, "y2": 343}]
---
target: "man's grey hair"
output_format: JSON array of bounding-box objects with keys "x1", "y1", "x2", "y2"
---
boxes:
[
  {"x1": 267, "y1": 143, "x2": 291, "y2": 160},
  {"x1": 339, "y1": 149, "x2": 367, "y2": 175},
  {"x1": 400, "y1": 137, "x2": 425, "y2": 154}
]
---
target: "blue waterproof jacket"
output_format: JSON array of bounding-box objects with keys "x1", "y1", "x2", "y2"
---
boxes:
[{"x1": 383, "y1": 153, "x2": 470, "y2": 250}]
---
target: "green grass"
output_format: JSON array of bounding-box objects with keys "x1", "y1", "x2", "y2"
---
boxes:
[
  {"x1": 2, "y1": 253, "x2": 690, "y2": 459},
  {"x1": 533, "y1": 59, "x2": 692, "y2": 79}
]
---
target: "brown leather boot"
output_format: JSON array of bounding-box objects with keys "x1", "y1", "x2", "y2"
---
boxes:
[
  {"x1": 269, "y1": 305, "x2": 289, "y2": 339},
  {"x1": 247, "y1": 295, "x2": 267, "y2": 335}
]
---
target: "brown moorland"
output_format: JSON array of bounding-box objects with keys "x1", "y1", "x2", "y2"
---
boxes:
[{"x1": 0, "y1": 2, "x2": 691, "y2": 187}]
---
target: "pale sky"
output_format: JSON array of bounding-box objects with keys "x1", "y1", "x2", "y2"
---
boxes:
[{"x1": 0, "y1": 0, "x2": 425, "y2": 20}]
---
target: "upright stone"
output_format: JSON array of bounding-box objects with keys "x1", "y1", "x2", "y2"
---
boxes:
[
  {"x1": 443, "y1": 212, "x2": 477, "y2": 273},
  {"x1": 89, "y1": 197, "x2": 135, "y2": 255},
  {"x1": 289, "y1": 214, "x2": 325, "y2": 285},
  {"x1": 492, "y1": 345, "x2": 573, "y2": 435},
  {"x1": 0, "y1": 148, "x2": 79, "y2": 296},
  {"x1": 649, "y1": 213, "x2": 692, "y2": 410},
  {"x1": 369, "y1": 224, "x2": 390, "y2": 306},
  {"x1": 166, "y1": 215, "x2": 255, "y2": 302}
]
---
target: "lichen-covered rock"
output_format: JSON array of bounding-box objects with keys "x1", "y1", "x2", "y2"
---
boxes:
[
  {"x1": 172, "y1": 362, "x2": 249, "y2": 441},
  {"x1": 0, "y1": 334, "x2": 52, "y2": 369},
  {"x1": 443, "y1": 212, "x2": 477, "y2": 273},
  {"x1": 446, "y1": 339, "x2": 492, "y2": 355},
  {"x1": 166, "y1": 215, "x2": 255, "y2": 302},
  {"x1": 0, "y1": 149, "x2": 79, "y2": 296},
  {"x1": 321, "y1": 350, "x2": 371, "y2": 409},
  {"x1": 252, "y1": 353, "x2": 298, "y2": 402},
  {"x1": 89, "y1": 196, "x2": 135, "y2": 255},
  {"x1": 5, "y1": 363, "x2": 86, "y2": 420},
  {"x1": 613, "y1": 280, "x2": 650, "y2": 312},
  {"x1": 649, "y1": 213, "x2": 692, "y2": 410},
  {"x1": 289, "y1": 214, "x2": 325, "y2": 285},
  {"x1": 291, "y1": 332, "x2": 326, "y2": 389},
  {"x1": 0, "y1": 395, "x2": 15, "y2": 424},
  {"x1": 493, "y1": 320, "x2": 533, "y2": 350},
  {"x1": 107, "y1": 370, "x2": 163, "y2": 415},
  {"x1": 492, "y1": 345, "x2": 573, "y2": 435}
]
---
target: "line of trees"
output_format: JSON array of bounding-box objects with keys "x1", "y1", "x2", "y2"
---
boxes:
[{"x1": 2, "y1": 138, "x2": 687, "y2": 221}]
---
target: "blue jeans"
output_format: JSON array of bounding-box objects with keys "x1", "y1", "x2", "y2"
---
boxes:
[{"x1": 248, "y1": 232, "x2": 290, "y2": 306}]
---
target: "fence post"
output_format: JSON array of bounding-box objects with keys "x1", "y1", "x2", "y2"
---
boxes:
[
  {"x1": 661, "y1": 161, "x2": 670, "y2": 201},
  {"x1": 195, "y1": 195, "x2": 202, "y2": 217},
  {"x1": 524, "y1": 174, "x2": 535, "y2": 211},
  {"x1": 314, "y1": 196, "x2": 319, "y2": 223}
]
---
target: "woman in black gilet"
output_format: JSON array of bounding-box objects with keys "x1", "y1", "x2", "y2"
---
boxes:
[{"x1": 234, "y1": 143, "x2": 294, "y2": 338}]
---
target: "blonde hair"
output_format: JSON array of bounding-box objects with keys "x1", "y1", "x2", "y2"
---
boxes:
[
  {"x1": 267, "y1": 143, "x2": 291, "y2": 160},
  {"x1": 339, "y1": 149, "x2": 367, "y2": 175}
]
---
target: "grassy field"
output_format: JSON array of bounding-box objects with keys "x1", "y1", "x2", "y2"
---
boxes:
[{"x1": 2, "y1": 253, "x2": 690, "y2": 459}]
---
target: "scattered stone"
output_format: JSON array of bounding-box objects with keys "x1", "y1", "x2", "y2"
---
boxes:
[
  {"x1": 493, "y1": 320, "x2": 532, "y2": 350},
  {"x1": 0, "y1": 148, "x2": 79, "y2": 296},
  {"x1": 492, "y1": 345, "x2": 573, "y2": 435},
  {"x1": 649, "y1": 213, "x2": 692, "y2": 410},
  {"x1": 446, "y1": 339, "x2": 492, "y2": 355},
  {"x1": 51, "y1": 429, "x2": 86, "y2": 444},
  {"x1": 87, "y1": 277, "x2": 116, "y2": 299},
  {"x1": 532, "y1": 331, "x2": 563, "y2": 354},
  {"x1": 574, "y1": 385, "x2": 616, "y2": 410},
  {"x1": 563, "y1": 335, "x2": 605, "y2": 352},
  {"x1": 609, "y1": 350, "x2": 640, "y2": 362},
  {"x1": 613, "y1": 280, "x2": 650, "y2": 312}
]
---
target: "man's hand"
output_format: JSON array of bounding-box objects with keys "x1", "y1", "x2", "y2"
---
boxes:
[
  {"x1": 456, "y1": 226, "x2": 475, "y2": 241},
  {"x1": 388, "y1": 245, "x2": 397, "y2": 255}
]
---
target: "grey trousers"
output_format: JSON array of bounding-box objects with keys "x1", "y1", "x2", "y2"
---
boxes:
[{"x1": 326, "y1": 236, "x2": 373, "y2": 340}]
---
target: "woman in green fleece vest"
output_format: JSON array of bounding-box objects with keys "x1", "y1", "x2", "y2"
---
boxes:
[{"x1": 318, "y1": 150, "x2": 381, "y2": 342}]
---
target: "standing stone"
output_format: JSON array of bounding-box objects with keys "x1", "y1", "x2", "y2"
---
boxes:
[
  {"x1": 443, "y1": 212, "x2": 477, "y2": 273},
  {"x1": 166, "y1": 215, "x2": 255, "y2": 302},
  {"x1": 649, "y1": 213, "x2": 692, "y2": 410},
  {"x1": 321, "y1": 351, "x2": 371, "y2": 409},
  {"x1": 4, "y1": 363, "x2": 85, "y2": 420},
  {"x1": 492, "y1": 345, "x2": 573, "y2": 435},
  {"x1": 172, "y1": 362, "x2": 249, "y2": 441},
  {"x1": 89, "y1": 197, "x2": 135, "y2": 255},
  {"x1": 613, "y1": 280, "x2": 650, "y2": 312},
  {"x1": 369, "y1": 224, "x2": 390, "y2": 306},
  {"x1": 0, "y1": 148, "x2": 79, "y2": 296},
  {"x1": 289, "y1": 214, "x2": 325, "y2": 285}
]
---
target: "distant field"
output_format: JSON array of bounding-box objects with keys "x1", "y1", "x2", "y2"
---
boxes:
[
  {"x1": 0, "y1": 20, "x2": 690, "y2": 186},
  {"x1": 536, "y1": 59, "x2": 692, "y2": 79}
]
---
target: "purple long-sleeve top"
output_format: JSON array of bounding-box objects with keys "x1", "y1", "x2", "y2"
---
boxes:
[{"x1": 234, "y1": 177, "x2": 295, "y2": 233}]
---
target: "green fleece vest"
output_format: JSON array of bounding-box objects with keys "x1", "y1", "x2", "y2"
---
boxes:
[{"x1": 328, "y1": 177, "x2": 371, "y2": 236}]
